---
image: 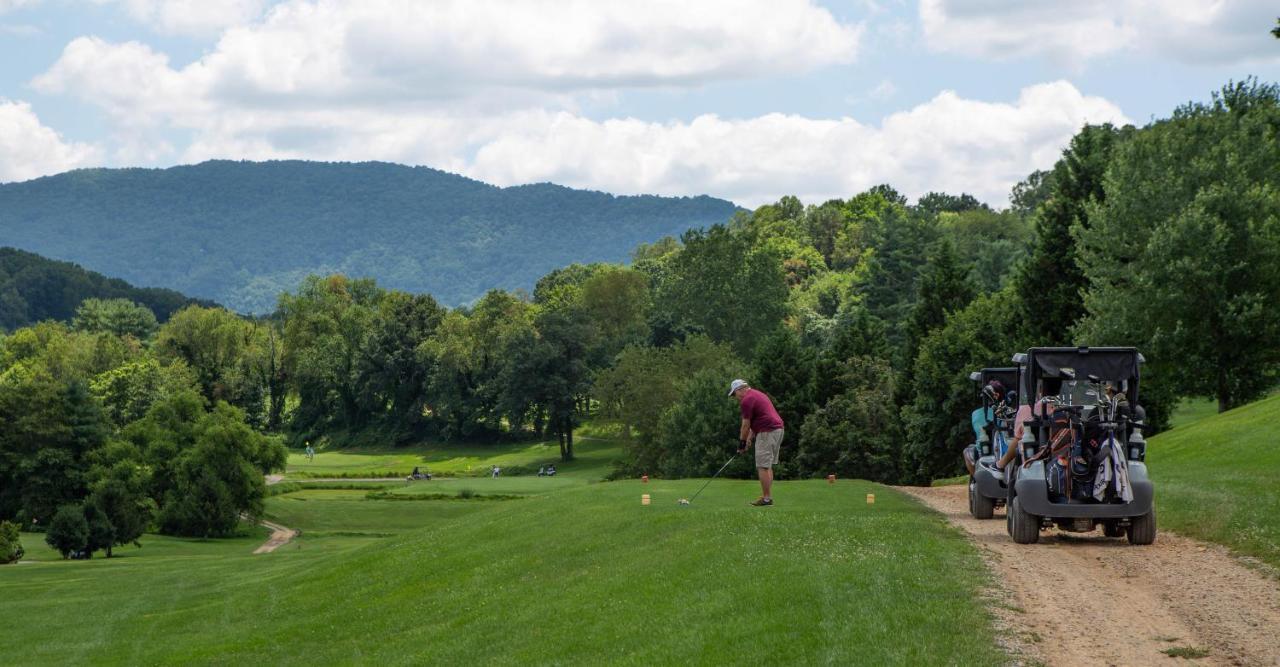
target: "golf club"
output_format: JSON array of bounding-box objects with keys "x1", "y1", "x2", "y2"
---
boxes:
[{"x1": 678, "y1": 451, "x2": 738, "y2": 505}]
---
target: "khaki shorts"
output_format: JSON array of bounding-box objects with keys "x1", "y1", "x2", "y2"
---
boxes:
[{"x1": 754, "y1": 429, "x2": 783, "y2": 469}]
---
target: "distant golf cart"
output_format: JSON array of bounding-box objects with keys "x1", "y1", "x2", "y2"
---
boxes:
[
  {"x1": 1006, "y1": 347, "x2": 1155, "y2": 545},
  {"x1": 966, "y1": 367, "x2": 1019, "y2": 520}
]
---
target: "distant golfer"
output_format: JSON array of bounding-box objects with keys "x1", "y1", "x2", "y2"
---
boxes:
[{"x1": 728, "y1": 379, "x2": 784, "y2": 507}]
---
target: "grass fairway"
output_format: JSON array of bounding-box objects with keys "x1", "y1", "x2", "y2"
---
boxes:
[
  {"x1": 285, "y1": 437, "x2": 621, "y2": 479},
  {"x1": 2, "y1": 475, "x2": 1006, "y2": 665},
  {"x1": 1150, "y1": 393, "x2": 1280, "y2": 570}
]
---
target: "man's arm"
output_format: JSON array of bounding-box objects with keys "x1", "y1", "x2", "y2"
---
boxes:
[{"x1": 739, "y1": 418, "x2": 752, "y2": 451}]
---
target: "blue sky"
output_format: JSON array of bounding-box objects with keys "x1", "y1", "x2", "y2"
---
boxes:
[{"x1": 1, "y1": 0, "x2": 1278, "y2": 206}]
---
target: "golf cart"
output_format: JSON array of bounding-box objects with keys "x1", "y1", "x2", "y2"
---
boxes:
[
  {"x1": 1005, "y1": 347, "x2": 1155, "y2": 545},
  {"x1": 966, "y1": 367, "x2": 1019, "y2": 519}
]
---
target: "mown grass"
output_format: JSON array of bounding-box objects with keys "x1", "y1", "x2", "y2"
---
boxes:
[
  {"x1": 1150, "y1": 393, "x2": 1280, "y2": 571},
  {"x1": 285, "y1": 436, "x2": 621, "y2": 479},
  {"x1": 2, "y1": 475, "x2": 1007, "y2": 665}
]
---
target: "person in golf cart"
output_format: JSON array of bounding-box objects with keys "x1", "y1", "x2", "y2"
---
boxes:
[
  {"x1": 994, "y1": 379, "x2": 1058, "y2": 472},
  {"x1": 964, "y1": 378, "x2": 1014, "y2": 476}
]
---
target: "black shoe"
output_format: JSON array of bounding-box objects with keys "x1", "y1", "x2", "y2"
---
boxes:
[{"x1": 750, "y1": 497, "x2": 773, "y2": 507}]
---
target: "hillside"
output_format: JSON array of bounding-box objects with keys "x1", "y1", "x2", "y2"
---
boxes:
[
  {"x1": 0, "y1": 161, "x2": 739, "y2": 312},
  {"x1": 0, "y1": 247, "x2": 212, "y2": 330},
  {"x1": 1150, "y1": 393, "x2": 1280, "y2": 570}
]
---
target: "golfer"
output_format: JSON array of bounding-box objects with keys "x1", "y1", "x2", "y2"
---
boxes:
[{"x1": 728, "y1": 379, "x2": 784, "y2": 507}]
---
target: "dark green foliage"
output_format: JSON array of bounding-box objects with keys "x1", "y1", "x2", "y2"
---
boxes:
[
  {"x1": 656, "y1": 225, "x2": 789, "y2": 357},
  {"x1": 0, "y1": 379, "x2": 109, "y2": 525},
  {"x1": 1009, "y1": 170, "x2": 1054, "y2": 219},
  {"x1": 84, "y1": 501, "x2": 116, "y2": 557},
  {"x1": 45, "y1": 504, "x2": 89, "y2": 558},
  {"x1": 86, "y1": 449, "x2": 156, "y2": 557},
  {"x1": 751, "y1": 328, "x2": 816, "y2": 471},
  {"x1": 0, "y1": 161, "x2": 737, "y2": 313},
  {"x1": 902, "y1": 289, "x2": 1024, "y2": 484},
  {"x1": 0, "y1": 247, "x2": 211, "y2": 331},
  {"x1": 655, "y1": 368, "x2": 752, "y2": 478},
  {"x1": 914, "y1": 192, "x2": 987, "y2": 218},
  {"x1": 595, "y1": 336, "x2": 740, "y2": 472},
  {"x1": 1077, "y1": 80, "x2": 1280, "y2": 413},
  {"x1": 796, "y1": 356, "x2": 901, "y2": 482},
  {"x1": 814, "y1": 306, "x2": 889, "y2": 407},
  {"x1": 858, "y1": 208, "x2": 941, "y2": 339},
  {"x1": 157, "y1": 402, "x2": 283, "y2": 537},
  {"x1": 902, "y1": 238, "x2": 975, "y2": 376},
  {"x1": 0, "y1": 520, "x2": 22, "y2": 563},
  {"x1": 359, "y1": 291, "x2": 444, "y2": 435},
  {"x1": 1015, "y1": 123, "x2": 1128, "y2": 344}
]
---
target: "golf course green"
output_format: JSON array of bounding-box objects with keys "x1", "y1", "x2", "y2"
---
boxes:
[{"x1": 2, "y1": 439, "x2": 1007, "y2": 665}]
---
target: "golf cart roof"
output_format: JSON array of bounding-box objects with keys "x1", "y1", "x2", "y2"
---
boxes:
[
  {"x1": 1014, "y1": 347, "x2": 1144, "y2": 403},
  {"x1": 970, "y1": 366, "x2": 1018, "y2": 388}
]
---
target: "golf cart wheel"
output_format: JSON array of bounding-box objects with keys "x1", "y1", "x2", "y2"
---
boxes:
[
  {"x1": 1127, "y1": 508, "x2": 1157, "y2": 545},
  {"x1": 971, "y1": 480, "x2": 995, "y2": 520},
  {"x1": 1103, "y1": 522, "x2": 1125, "y2": 538},
  {"x1": 1009, "y1": 497, "x2": 1040, "y2": 544}
]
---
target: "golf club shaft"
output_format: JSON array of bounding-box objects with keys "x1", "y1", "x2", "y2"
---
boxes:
[{"x1": 688, "y1": 453, "x2": 737, "y2": 503}]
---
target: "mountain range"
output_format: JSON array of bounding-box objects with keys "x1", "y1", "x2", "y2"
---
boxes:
[{"x1": 0, "y1": 161, "x2": 739, "y2": 313}]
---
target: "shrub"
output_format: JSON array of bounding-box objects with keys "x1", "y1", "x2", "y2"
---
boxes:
[
  {"x1": 45, "y1": 504, "x2": 89, "y2": 559},
  {"x1": 0, "y1": 520, "x2": 23, "y2": 564}
]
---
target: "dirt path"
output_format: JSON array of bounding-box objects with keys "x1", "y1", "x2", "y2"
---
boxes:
[
  {"x1": 902, "y1": 485, "x2": 1280, "y2": 667},
  {"x1": 252, "y1": 518, "x2": 298, "y2": 555}
]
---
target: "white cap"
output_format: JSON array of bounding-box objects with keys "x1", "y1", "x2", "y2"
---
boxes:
[{"x1": 727, "y1": 379, "x2": 749, "y2": 396}]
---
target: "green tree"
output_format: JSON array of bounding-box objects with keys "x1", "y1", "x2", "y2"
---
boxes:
[
  {"x1": 1014, "y1": 123, "x2": 1128, "y2": 344},
  {"x1": 73, "y1": 298, "x2": 159, "y2": 340},
  {"x1": 751, "y1": 328, "x2": 815, "y2": 471},
  {"x1": 655, "y1": 368, "x2": 751, "y2": 478},
  {"x1": 580, "y1": 267, "x2": 651, "y2": 364},
  {"x1": 90, "y1": 357, "x2": 198, "y2": 429},
  {"x1": 902, "y1": 288, "x2": 1023, "y2": 484},
  {"x1": 157, "y1": 402, "x2": 283, "y2": 537},
  {"x1": 0, "y1": 378, "x2": 109, "y2": 525},
  {"x1": 85, "y1": 446, "x2": 155, "y2": 557},
  {"x1": 655, "y1": 225, "x2": 789, "y2": 356},
  {"x1": 795, "y1": 356, "x2": 901, "y2": 482},
  {"x1": 280, "y1": 275, "x2": 383, "y2": 434},
  {"x1": 359, "y1": 291, "x2": 444, "y2": 435},
  {"x1": 45, "y1": 504, "x2": 89, "y2": 559},
  {"x1": 1078, "y1": 80, "x2": 1280, "y2": 412},
  {"x1": 902, "y1": 238, "x2": 975, "y2": 376},
  {"x1": 155, "y1": 305, "x2": 268, "y2": 422}
]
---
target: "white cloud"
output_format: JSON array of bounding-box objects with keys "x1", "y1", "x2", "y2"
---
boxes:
[
  {"x1": 47, "y1": 0, "x2": 861, "y2": 111},
  {"x1": 0, "y1": 100, "x2": 100, "y2": 182},
  {"x1": 100, "y1": 0, "x2": 269, "y2": 38},
  {"x1": 75, "y1": 79, "x2": 1124, "y2": 207},
  {"x1": 28, "y1": 2, "x2": 1126, "y2": 206},
  {"x1": 464, "y1": 82, "x2": 1128, "y2": 206},
  {"x1": 920, "y1": 0, "x2": 1280, "y2": 67}
]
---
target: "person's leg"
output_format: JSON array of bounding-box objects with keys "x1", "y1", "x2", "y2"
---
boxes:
[{"x1": 759, "y1": 466, "x2": 773, "y2": 499}]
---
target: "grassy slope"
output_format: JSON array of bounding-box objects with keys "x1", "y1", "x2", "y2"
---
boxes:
[
  {"x1": 1151, "y1": 393, "x2": 1280, "y2": 570},
  {"x1": 2, "y1": 476, "x2": 1006, "y2": 665}
]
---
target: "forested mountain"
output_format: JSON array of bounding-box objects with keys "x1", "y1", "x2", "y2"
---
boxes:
[
  {"x1": 0, "y1": 247, "x2": 212, "y2": 330},
  {"x1": 0, "y1": 161, "x2": 738, "y2": 313}
]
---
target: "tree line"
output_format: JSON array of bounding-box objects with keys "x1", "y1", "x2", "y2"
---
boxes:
[{"x1": 2, "y1": 80, "x2": 1278, "y2": 556}]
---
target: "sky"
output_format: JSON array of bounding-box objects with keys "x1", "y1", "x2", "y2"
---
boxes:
[{"x1": 1, "y1": 0, "x2": 1278, "y2": 207}]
